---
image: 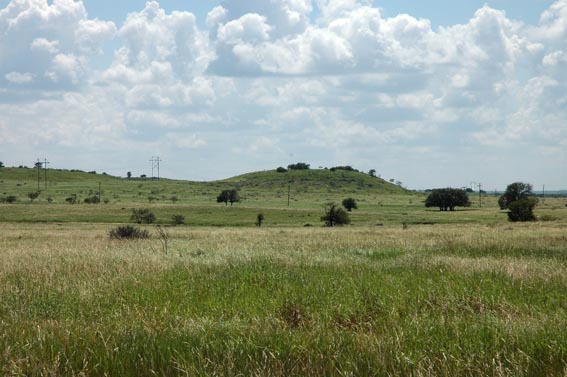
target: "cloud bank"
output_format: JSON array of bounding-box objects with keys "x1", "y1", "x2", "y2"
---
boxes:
[{"x1": 0, "y1": 0, "x2": 565, "y2": 188}]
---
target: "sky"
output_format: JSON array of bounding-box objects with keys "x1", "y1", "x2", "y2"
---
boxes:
[{"x1": 0, "y1": 0, "x2": 566, "y2": 190}]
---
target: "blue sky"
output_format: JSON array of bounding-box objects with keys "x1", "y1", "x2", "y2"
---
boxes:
[{"x1": 0, "y1": 0, "x2": 565, "y2": 189}]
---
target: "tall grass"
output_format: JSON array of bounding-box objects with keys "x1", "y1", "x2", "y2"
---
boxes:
[{"x1": 1, "y1": 223, "x2": 567, "y2": 375}]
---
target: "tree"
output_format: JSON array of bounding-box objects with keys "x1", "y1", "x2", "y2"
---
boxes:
[
  {"x1": 287, "y1": 162, "x2": 310, "y2": 170},
  {"x1": 425, "y1": 188, "x2": 471, "y2": 211},
  {"x1": 368, "y1": 169, "x2": 376, "y2": 177},
  {"x1": 499, "y1": 182, "x2": 538, "y2": 222},
  {"x1": 321, "y1": 202, "x2": 350, "y2": 227},
  {"x1": 342, "y1": 198, "x2": 358, "y2": 212},
  {"x1": 498, "y1": 182, "x2": 534, "y2": 210},
  {"x1": 170, "y1": 195, "x2": 179, "y2": 203},
  {"x1": 256, "y1": 213, "x2": 264, "y2": 227},
  {"x1": 0, "y1": 161, "x2": 4, "y2": 168},
  {"x1": 217, "y1": 189, "x2": 240, "y2": 206},
  {"x1": 127, "y1": 171, "x2": 132, "y2": 179},
  {"x1": 130, "y1": 208, "x2": 156, "y2": 224},
  {"x1": 27, "y1": 191, "x2": 40, "y2": 203},
  {"x1": 276, "y1": 167, "x2": 287, "y2": 173}
]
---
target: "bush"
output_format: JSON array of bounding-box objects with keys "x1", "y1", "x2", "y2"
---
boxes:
[
  {"x1": 84, "y1": 195, "x2": 100, "y2": 204},
  {"x1": 108, "y1": 225, "x2": 150, "y2": 240},
  {"x1": 507, "y1": 198, "x2": 538, "y2": 222},
  {"x1": 130, "y1": 208, "x2": 156, "y2": 224},
  {"x1": 65, "y1": 194, "x2": 77, "y2": 204},
  {"x1": 256, "y1": 213, "x2": 264, "y2": 227},
  {"x1": 321, "y1": 202, "x2": 350, "y2": 227},
  {"x1": 276, "y1": 167, "x2": 287, "y2": 173},
  {"x1": 4, "y1": 195, "x2": 17, "y2": 204},
  {"x1": 172, "y1": 214, "x2": 185, "y2": 225}
]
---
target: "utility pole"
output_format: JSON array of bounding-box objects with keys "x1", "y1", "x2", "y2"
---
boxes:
[
  {"x1": 149, "y1": 156, "x2": 162, "y2": 181},
  {"x1": 98, "y1": 182, "x2": 102, "y2": 204},
  {"x1": 156, "y1": 156, "x2": 162, "y2": 181},
  {"x1": 478, "y1": 183, "x2": 482, "y2": 208},
  {"x1": 43, "y1": 158, "x2": 50, "y2": 190},
  {"x1": 36, "y1": 159, "x2": 42, "y2": 191}
]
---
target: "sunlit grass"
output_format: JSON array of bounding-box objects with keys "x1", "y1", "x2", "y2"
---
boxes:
[{"x1": 1, "y1": 222, "x2": 567, "y2": 375}]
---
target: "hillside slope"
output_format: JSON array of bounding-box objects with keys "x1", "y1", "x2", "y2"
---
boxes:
[{"x1": 223, "y1": 169, "x2": 408, "y2": 195}]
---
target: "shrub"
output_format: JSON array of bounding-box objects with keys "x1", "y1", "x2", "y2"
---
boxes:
[
  {"x1": 5, "y1": 195, "x2": 17, "y2": 204},
  {"x1": 84, "y1": 195, "x2": 100, "y2": 204},
  {"x1": 28, "y1": 191, "x2": 40, "y2": 203},
  {"x1": 65, "y1": 194, "x2": 77, "y2": 204},
  {"x1": 276, "y1": 167, "x2": 287, "y2": 173},
  {"x1": 321, "y1": 202, "x2": 350, "y2": 227},
  {"x1": 256, "y1": 213, "x2": 264, "y2": 227},
  {"x1": 108, "y1": 225, "x2": 150, "y2": 240},
  {"x1": 130, "y1": 208, "x2": 156, "y2": 224},
  {"x1": 172, "y1": 214, "x2": 185, "y2": 225},
  {"x1": 507, "y1": 198, "x2": 538, "y2": 222}
]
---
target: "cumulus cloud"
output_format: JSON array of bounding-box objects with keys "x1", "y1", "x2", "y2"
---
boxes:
[
  {"x1": 1, "y1": 0, "x2": 566, "y2": 186},
  {"x1": 0, "y1": 0, "x2": 116, "y2": 89}
]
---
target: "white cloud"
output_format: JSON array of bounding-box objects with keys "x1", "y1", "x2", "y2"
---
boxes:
[
  {"x1": 5, "y1": 72, "x2": 33, "y2": 84},
  {"x1": 217, "y1": 13, "x2": 272, "y2": 44},
  {"x1": 1, "y1": 0, "x2": 566, "y2": 188},
  {"x1": 0, "y1": 0, "x2": 115, "y2": 89}
]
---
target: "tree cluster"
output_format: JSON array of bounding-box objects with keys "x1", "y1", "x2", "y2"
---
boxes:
[
  {"x1": 287, "y1": 162, "x2": 310, "y2": 170},
  {"x1": 330, "y1": 166, "x2": 359, "y2": 172},
  {"x1": 217, "y1": 189, "x2": 241, "y2": 206},
  {"x1": 425, "y1": 188, "x2": 471, "y2": 211},
  {"x1": 498, "y1": 182, "x2": 538, "y2": 222}
]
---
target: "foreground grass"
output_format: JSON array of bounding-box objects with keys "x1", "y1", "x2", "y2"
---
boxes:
[{"x1": 1, "y1": 223, "x2": 567, "y2": 375}]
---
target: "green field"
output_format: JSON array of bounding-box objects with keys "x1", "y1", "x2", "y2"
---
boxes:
[{"x1": 1, "y1": 168, "x2": 567, "y2": 375}]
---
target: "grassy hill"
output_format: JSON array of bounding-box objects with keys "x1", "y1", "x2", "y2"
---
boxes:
[
  {"x1": 0, "y1": 167, "x2": 408, "y2": 206},
  {"x1": 1, "y1": 167, "x2": 566, "y2": 226}
]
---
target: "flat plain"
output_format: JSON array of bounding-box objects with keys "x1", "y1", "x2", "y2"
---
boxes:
[{"x1": 1, "y1": 168, "x2": 567, "y2": 375}]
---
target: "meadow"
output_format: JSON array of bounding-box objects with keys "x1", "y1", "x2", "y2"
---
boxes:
[{"x1": 1, "y1": 168, "x2": 567, "y2": 375}]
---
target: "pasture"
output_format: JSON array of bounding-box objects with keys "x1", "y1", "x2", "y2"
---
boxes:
[{"x1": 1, "y1": 168, "x2": 567, "y2": 375}]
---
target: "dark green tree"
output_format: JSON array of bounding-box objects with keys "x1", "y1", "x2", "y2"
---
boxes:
[
  {"x1": 321, "y1": 202, "x2": 351, "y2": 227},
  {"x1": 127, "y1": 171, "x2": 132, "y2": 179},
  {"x1": 498, "y1": 182, "x2": 534, "y2": 210},
  {"x1": 287, "y1": 162, "x2": 310, "y2": 170},
  {"x1": 499, "y1": 182, "x2": 538, "y2": 222},
  {"x1": 425, "y1": 188, "x2": 471, "y2": 211},
  {"x1": 342, "y1": 198, "x2": 358, "y2": 212},
  {"x1": 0, "y1": 161, "x2": 4, "y2": 168},
  {"x1": 368, "y1": 169, "x2": 376, "y2": 177},
  {"x1": 217, "y1": 189, "x2": 240, "y2": 206}
]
